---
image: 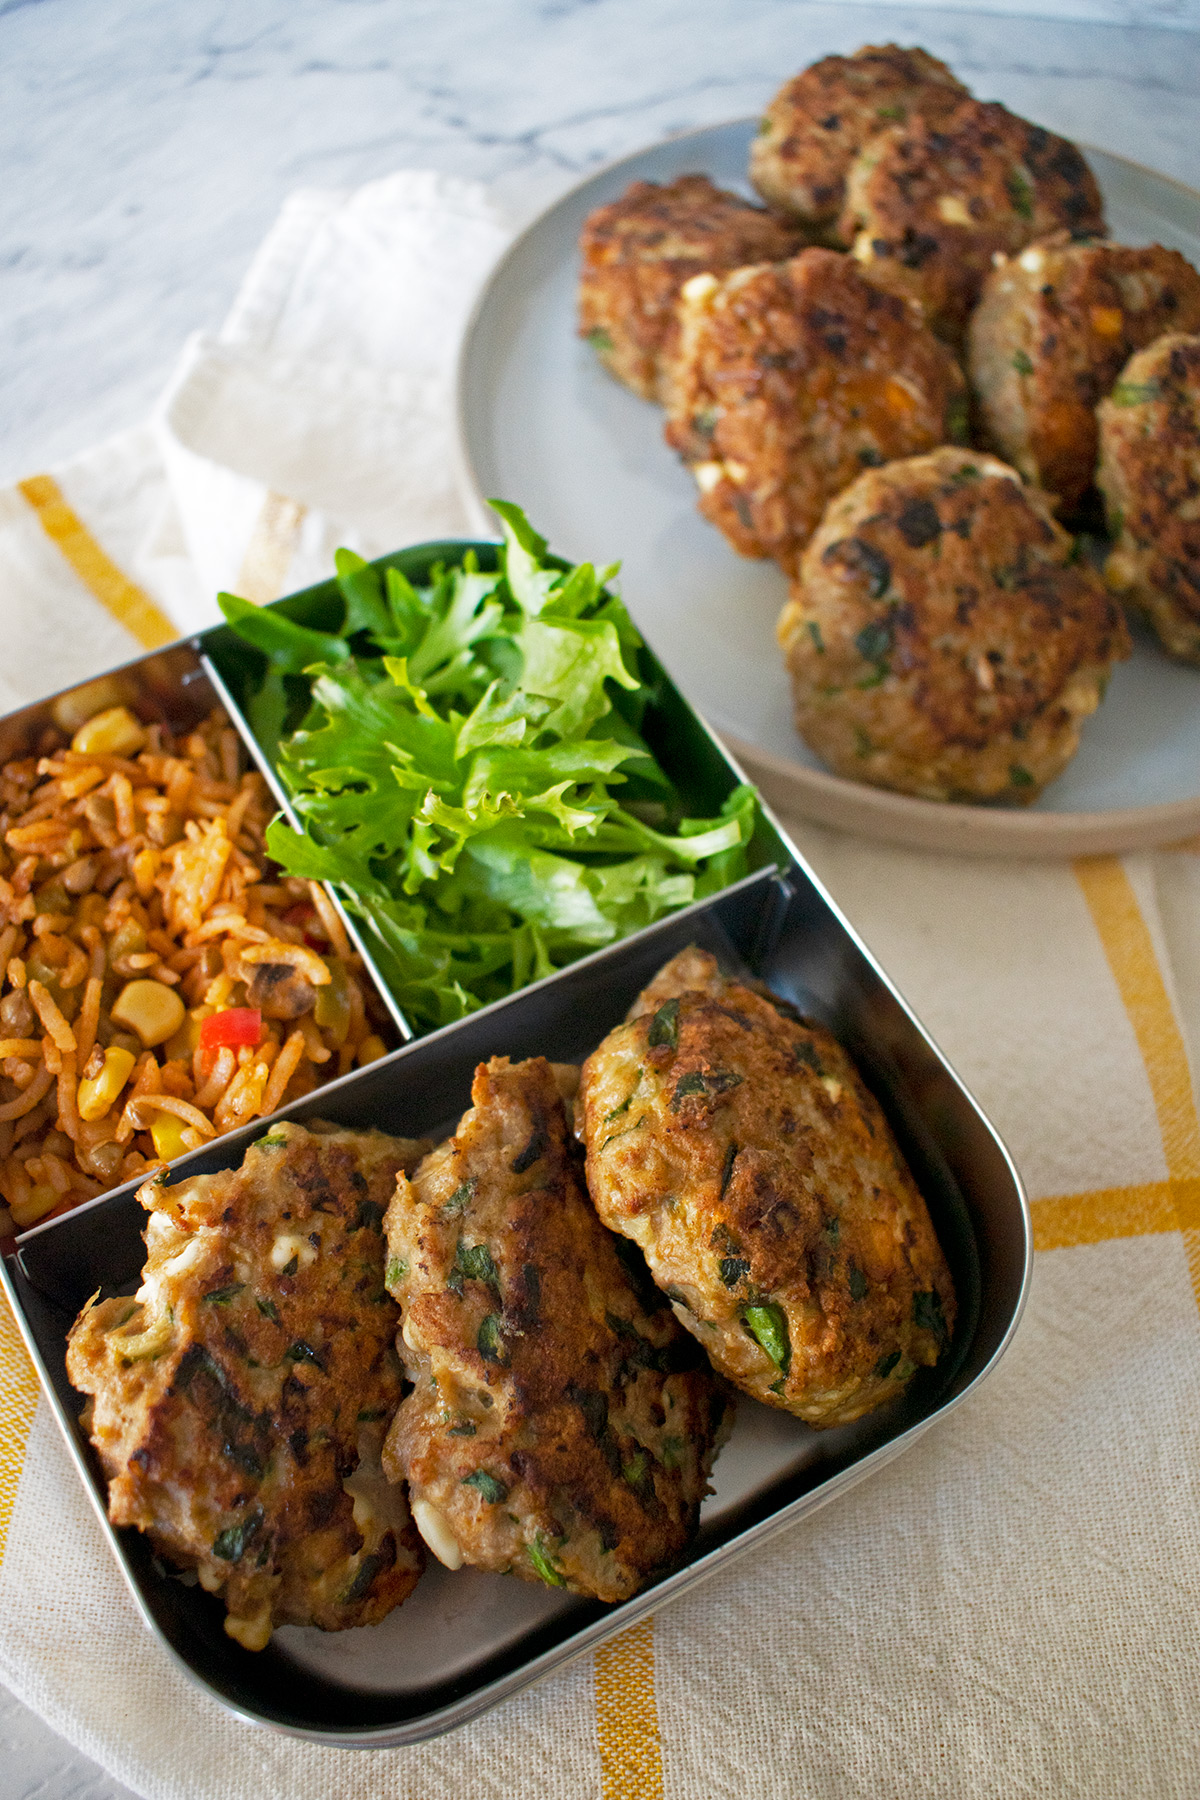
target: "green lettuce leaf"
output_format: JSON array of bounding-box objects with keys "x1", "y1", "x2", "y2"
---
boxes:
[
  {"x1": 221, "y1": 505, "x2": 759, "y2": 1031},
  {"x1": 335, "y1": 548, "x2": 393, "y2": 639},
  {"x1": 217, "y1": 591, "x2": 350, "y2": 671}
]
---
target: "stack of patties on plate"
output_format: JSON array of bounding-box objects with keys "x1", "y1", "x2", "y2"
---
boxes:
[
  {"x1": 576, "y1": 42, "x2": 1200, "y2": 803},
  {"x1": 68, "y1": 945, "x2": 958, "y2": 1645}
]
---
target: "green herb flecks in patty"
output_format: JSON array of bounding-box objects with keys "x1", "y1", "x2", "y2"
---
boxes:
[
  {"x1": 670, "y1": 1068, "x2": 743, "y2": 1111},
  {"x1": 203, "y1": 1283, "x2": 245, "y2": 1307},
  {"x1": 742, "y1": 1302, "x2": 792, "y2": 1375},
  {"x1": 449, "y1": 1239, "x2": 501, "y2": 1300},
  {"x1": 212, "y1": 1508, "x2": 264, "y2": 1563},
  {"x1": 441, "y1": 1180, "x2": 475, "y2": 1217},
  {"x1": 477, "y1": 1313, "x2": 506, "y2": 1365},
  {"x1": 1006, "y1": 167, "x2": 1034, "y2": 220},
  {"x1": 462, "y1": 1469, "x2": 509, "y2": 1503},
  {"x1": 527, "y1": 1534, "x2": 566, "y2": 1586},
  {"x1": 647, "y1": 998, "x2": 679, "y2": 1049},
  {"x1": 1110, "y1": 380, "x2": 1160, "y2": 407}
]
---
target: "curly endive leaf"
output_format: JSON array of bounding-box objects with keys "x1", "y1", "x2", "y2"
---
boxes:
[{"x1": 223, "y1": 505, "x2": 758, "y2": 1029}]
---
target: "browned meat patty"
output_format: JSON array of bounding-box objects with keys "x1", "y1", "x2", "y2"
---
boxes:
[
  {"x1": 749, "y1": 44, "x2": 969, "y2": 237},
  {"x1": 382, "y1": 1055, "x2": 732, "y2": 1602},
  {"x1": 663, "y1": 245, "x2": 968, "y2": 574},
  {"x1": 841, "y1": 100, "x2": 1106, "y2": 343},
  {"x1": 577, "y1": 174, "x2": 803, "y2": 402},
  {"x1": 1098, "y1": 332, "x2": 1200, "y2": 663},
  {"x1": 578, "y1": 949, "x2": 957, "y2": 1428},
  {"x1": 777, "y1": 446, "x2": 1131, "y2": 801},
  {"x1": 66, "y1": 1121, "x2": 429, "y2": 1650},
  {"x1": 970, "y1": 235, "x2": 1200, "y2": 514}
]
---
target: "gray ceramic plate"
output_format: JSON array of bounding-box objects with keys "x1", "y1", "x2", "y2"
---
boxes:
[{"x1": 457, "y1": 120, "x2": 1200, "y2": 857}]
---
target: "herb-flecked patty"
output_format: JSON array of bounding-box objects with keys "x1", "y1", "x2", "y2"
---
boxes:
[
  {"x1": 577, "y1": 174, "x2": 803, "y2": 403},
  {"x1": 578, "y1": 948, "x2": 957, "y2": 1428},
  {"x1": 777, "y1": 447, "x2": 1131, "y2": 802},
  {"x1": 66, "y1": 1121, "x2": 429, "y2": 1651},
  {"x1": 970, "y1": 236, "x2": 1200, "y2": 515},
  {"x1": 382, "y1": 1055, "x2": 732, "y2": 1602},
  {"x1": 749, "y1": 44, "x2": 969, "y2": 237},
  {"x1": 663, "y1": 246, "x2": 968, "y2": 574},
  {"x1": 1097, "y1": 333, "x2": 1200, "y2": 664},
  {"x1": 841, "y1": 100, "x2": 1105, "y2": 343}
]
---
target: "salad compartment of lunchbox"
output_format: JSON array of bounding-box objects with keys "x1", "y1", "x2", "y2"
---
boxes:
[{"x1": 199, "y1": 534, "x2": 793, "y2": 1042}]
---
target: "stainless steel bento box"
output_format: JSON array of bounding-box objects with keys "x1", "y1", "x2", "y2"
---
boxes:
[{"x1": 0, "y1": 541, "x2": 1031, "y2": 1746}]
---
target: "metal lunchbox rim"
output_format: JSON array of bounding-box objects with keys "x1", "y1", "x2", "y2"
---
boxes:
[{"x1": 0, "y1": 542, "x2": 1032, "y2": 1746}]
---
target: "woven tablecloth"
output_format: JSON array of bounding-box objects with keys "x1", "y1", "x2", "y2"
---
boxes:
[{"x1": 2, "y1": 167, "x2": 1200, "y2": 1800}]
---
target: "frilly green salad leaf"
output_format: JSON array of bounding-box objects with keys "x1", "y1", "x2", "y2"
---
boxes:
[{"x1": 218, "y1": 505, "x2": 757, "y2": 1032}]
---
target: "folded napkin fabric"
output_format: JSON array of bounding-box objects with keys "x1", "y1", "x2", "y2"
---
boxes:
[
  {"x1": 2, "y1": 163, "x2": 1200, "y2": 1800},
  {"x1": 157, "y1": 170, "x2": 510, "y2": 603},
  {"x1": 0, "y1": 169, "x2": 512, "y2": 712}
]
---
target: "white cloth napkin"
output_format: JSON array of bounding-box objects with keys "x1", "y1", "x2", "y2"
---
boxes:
[
  {"x1": 0, "y1": 166, "x2": 511, "y2": 687},
  {"x1": 154, "y1": 169, "x2": 509, "y2": 606},
  {"x1": 3, "y1": 163, "x2": 1200, "y2": 1800}
]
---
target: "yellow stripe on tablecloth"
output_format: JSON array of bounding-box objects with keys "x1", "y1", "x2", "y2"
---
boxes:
[
  {"x1": 1074, "y1": 856, "x2": 1200, "y2": 1305},
  {"x1": 1031, "y1": 1181, "x2": 1183, "y2": 1250},
  {"x1": 594, "y1": 1616, "x2": 664, "y2": 1800},
  {"x1": 17, "y1": 474, "x2": 176, "y2": 650},
  {"x1": 0, "y1": 1292, "x2": 39, "y2": 1572}
]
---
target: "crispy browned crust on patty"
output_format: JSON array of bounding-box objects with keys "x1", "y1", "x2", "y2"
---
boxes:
[
  {"x1": 66, "y1": 1121, "x2": 429, "y2": 1650},
  {"x1": 382, "y1": 1056, "x2": 732, "y2": 1603},
  {"x1": 578, "y1": 950, "x2": 956, "y2": 1428},
  {"x1": 777, "y1": 447, "x2": 1131, "y2": 802},
  {"x1": 663, "y1": 246, "x2": 968, "y2": 573},
  {"x1": 841, "y1": 100, "x2": 1105, "y2": 343},
  {"x1": 749, "y1": 44, "x2": 969, "y2": 234},
  {"x1": 970, "y1": 236, "x2": 1200, "y2": 514},
  {"x1": 577, "y1": 174, "x2": 804, "y2": 402},
  {"x1": 1098, "y1": 332, "x2": 1200, "y2": 663}
]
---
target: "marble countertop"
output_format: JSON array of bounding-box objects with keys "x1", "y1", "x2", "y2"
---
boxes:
[
  {"x1": 1, "y1": 2, "x2": 1198, "y2": 1795},
  {"x1": 4, "y1": 0, "x2": 1200, "y2": 487}
]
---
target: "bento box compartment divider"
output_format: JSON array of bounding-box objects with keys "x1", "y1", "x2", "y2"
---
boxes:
[
  {"x1": 747, "y1": 869, "x2": 798, "y2": 978},
  {"x1": 375, "y1": 862, "x2": 781, "y2": 1071},
  {"x1": 14, "y1": 1186, "x2": 146, "y2": 1311},
  {"x1": 197, "y1": 646, "x2": 415, "y2": 1042}
]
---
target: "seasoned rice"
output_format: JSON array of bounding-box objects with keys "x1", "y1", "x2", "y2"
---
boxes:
[{"x1": 0, "y1": 704, "x2": 391, "y2": 1234}]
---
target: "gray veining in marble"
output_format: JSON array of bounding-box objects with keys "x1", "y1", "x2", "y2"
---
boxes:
[
  {"x1": 1, "y1": 3, "x2": 1198, "y2": 1795},
  {"x1": 2, "y1": 0, "x2": 1200, "y2": 483}
]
